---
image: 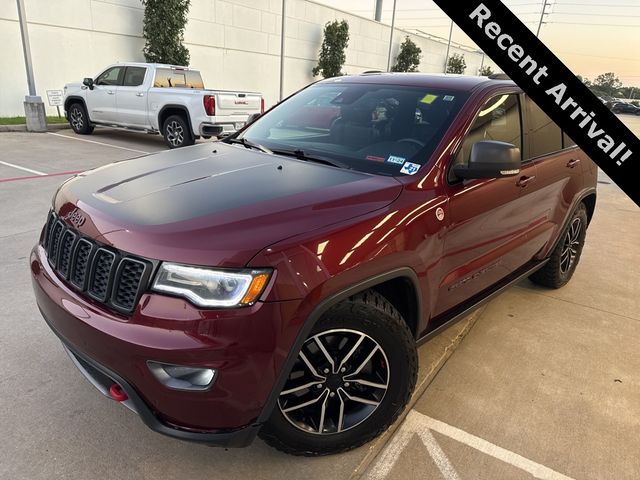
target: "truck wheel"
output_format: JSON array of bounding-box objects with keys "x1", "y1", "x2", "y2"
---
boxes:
[
  {"x1": 529, "y1": 203, "x2": 588, "y2": 289},
  {"x1": 259, "y1": 290, "x2": 417, "y2": 456},
  {"x1": 162, "y1": 115, "x2": 194, "y2": 149},
  {"x1": 68, "y1": 103, "x2": 94, "y2": 135}
]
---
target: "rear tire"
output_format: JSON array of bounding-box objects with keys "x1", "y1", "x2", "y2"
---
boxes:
[
  {"x1": 162, "y1": 115, "x2": 194, "y2": 149},
  {"x1": 529, "y1": 203, "x2": 588, "y2": 289},
  {"x1": 68, "y1": 103, "x2": 94, "y2": 135},
  {"x1": 259, "y1": 290, "x2": 417, "y2": 456}
]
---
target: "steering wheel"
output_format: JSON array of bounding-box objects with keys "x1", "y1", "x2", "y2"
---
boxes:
[{"x1": 397, "y1": 138, "x2": 425, "y2": 148}]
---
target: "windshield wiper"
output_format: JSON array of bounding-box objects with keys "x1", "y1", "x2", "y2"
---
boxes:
[
  {"x1": 272, "y1": 149, "x2": 350, "y2": 170},
  {"x1": 226, "y1": 137, "x2": 272, "y2": 154}
]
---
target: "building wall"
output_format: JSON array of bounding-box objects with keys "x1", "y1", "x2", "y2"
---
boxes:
[{"x1": 0, "y1": 0, "x2": 498, "y2": 117}]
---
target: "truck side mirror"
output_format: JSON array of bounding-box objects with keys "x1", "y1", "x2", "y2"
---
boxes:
[
  {"x1": 83, "y1": 77, "x2": 94, "y2": 90},
  {"x1": 453, "y1": 140, "x2": 521, "y2": 179}
]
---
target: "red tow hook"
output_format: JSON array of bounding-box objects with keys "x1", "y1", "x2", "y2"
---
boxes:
[{"x1": 109, "y1": 383, "x2": 128, "y2": 402}]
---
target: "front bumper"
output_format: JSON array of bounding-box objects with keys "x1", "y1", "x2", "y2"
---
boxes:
[{"x1": 30, "y1": 244, "x2": 302, "y2": 446}]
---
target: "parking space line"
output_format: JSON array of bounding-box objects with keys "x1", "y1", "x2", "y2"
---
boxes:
[
  {"x1": 0, "y1": 170, "x2": 81, "y2": 184},
  {"x1": 0, "y1": 160, "x2": 46, "y2": 176},
  {"x1": 369, "y1": 410, "x2": 576, "y2": 480},
  {"x1": 47, "y1": 132, "x2": 150, "y2": 154}
]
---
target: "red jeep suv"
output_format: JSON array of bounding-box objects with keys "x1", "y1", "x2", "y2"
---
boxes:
[{"x1": 31, "y1": 74, "x2": 597, "y2": 456}]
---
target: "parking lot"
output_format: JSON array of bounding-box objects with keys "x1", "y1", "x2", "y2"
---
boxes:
[{"x1": 1, "y1": 117, "x2": 638, "y2": 480}]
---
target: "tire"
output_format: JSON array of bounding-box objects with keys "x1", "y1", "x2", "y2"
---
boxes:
[
  {"x1": 162, "y1": 115, "x2": 194, "y2": 149},
  {"x1": 529, "y1": 203, "x2": 588, "y2": 289},
  {"x1": 259, "y1": 290, "x2": 417, "y2": 456},
  {"x1": 68, "y1": 103, "x2": 94, "y2": 135}
]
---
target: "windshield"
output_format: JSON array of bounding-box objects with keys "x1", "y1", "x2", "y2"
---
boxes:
[{"x1": 235, "y1": 82, "x2": 469, "y2": 176}]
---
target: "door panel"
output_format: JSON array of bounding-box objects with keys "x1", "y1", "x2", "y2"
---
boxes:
[
  {"x1": 116, "y1": 67, "x2": 149, "y2": 127},
  {"x1": 87, "y1": 66, "x2": 123, "y2": 123}
]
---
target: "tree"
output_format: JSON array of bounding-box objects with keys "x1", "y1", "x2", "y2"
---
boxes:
[
  {"x1": 576, "y1": 75, "x2": 592, "y2": 88},
  {"x1": 391, "y1": 36, "x2": 422, "y2": 72},
  {"x1": 446, "y1": 53, "x2": 466, "y2": 74},
  {"x1": 593, "y1": 72, "x2": 622, "y2": 97},
  {"x1": 142, "y1": 0, "x2": 191, "y2": 66},
  {"x1": 478, "y1": 65, "x2": 494, "y2": 76},
  {"x1": 312, "y1": 20, "x2": 350, "y2": 78}
]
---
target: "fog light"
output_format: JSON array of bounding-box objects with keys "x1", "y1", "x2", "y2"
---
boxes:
[{"x1": 147, "y1": 361, "x2": 216, "y2": 391}]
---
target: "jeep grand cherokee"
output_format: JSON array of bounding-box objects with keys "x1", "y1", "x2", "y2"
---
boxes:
[{"x1": 31, "y1": 73, "x2": 597, "y2": 456}]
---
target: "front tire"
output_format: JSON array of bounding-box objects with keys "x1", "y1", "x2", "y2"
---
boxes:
[
  {"x1": 162, "y1": 115, "x2": 194, "y2": 149},
  {"x1": 529, "y1": 203, "x2": 588, "y2": 289},
  {"x1": 259, "y1": 290, "x2": 417, "y2": 456},
  {"x1": 68, "y1": 103, "x2": 94, "y2": 135}
]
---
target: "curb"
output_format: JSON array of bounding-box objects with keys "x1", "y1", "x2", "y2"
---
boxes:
[
  {"x1": 349, "y1": 306, "x2": 486, "y2": 479},
  {"x1": 0, "y1": 123, "x2": 70, "y2": 132}
]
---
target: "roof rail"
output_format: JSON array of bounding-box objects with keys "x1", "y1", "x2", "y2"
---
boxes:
[
  {"x1": 361, "y1": 70, "x2": 383, "y2": 74},
  {"x1": 488, "y1": 73, "x2": 511, "y2": 80}
]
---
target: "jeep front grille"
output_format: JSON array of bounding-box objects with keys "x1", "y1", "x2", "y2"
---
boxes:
[{"x1": 42, "y1": 211, "x2": 152, "y2": 314}]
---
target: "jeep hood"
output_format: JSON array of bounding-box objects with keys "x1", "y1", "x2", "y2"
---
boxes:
[{"x1": 54, "y1": 143, "x2": 402, "y2": 267}]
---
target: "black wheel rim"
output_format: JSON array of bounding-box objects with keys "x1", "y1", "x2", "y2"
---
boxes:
[
  {"x1": 166, "y1": 120, "x2": 184, "y2": 147},
  {"x1": 278, "y1": 328, "x2": 389, "y2": 435},
  {"x1": 560, "y1": 217, "x2": 582, "y2": 274},
  {"x1": 70, "y1": 107, "x2": 83, "y2": 130}
]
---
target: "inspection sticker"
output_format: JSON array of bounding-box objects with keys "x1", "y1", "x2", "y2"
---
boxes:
[
  {"x1": 400, "y1": 162, "x2": 421, "y2": 175},
  {"x1": 386, "y1": 155, "x2": 406, "y2": 165}
]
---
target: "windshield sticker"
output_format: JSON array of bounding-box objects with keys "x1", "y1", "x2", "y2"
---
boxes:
[
  {"x1": 400, "y1": 162, "x2": 421, "y2": 175},
  {"x1": 386, "y1": 155, "x2": 406, "y2": 165},
  {"x1": 366, "y1": 155, "x2": 386, "y2": 162},
  {"x1": 420, "y1": 94, "x2": 438, "y2": 104},
  {"x1": 443, "y1": 95, "x2": 455, "y2": 102}
]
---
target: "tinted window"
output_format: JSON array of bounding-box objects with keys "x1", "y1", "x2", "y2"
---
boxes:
[
  {"x1": 238, "y1": 83, "x2": 470, "y2": 176},
  {"x1": 153, "y1": 68, "x2": 204, "y2": 89},
  {"x1": 95, "y1": 67, "x2": 124, "y2": 86},
  {"x1": 527, "y1": 98, "x2": 562, "y2": 158},
  {"x1": 454, "y1": 93, "x2": 522, "y2": 170},
  {"x1": 123, "y1": 67, "x2": 146, "y2": 87}
]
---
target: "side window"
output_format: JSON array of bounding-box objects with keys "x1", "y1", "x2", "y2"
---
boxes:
[
  {"x1": 122, "y1": 67, "x2": 147, "y2": 87},
  {"x1": 526, "y1": 97, "x2": 563, "y2": 159},
  {"x1": 453, "y1": 93, "x2": 522, "y2": 171},
  {"x1": 95, "y1": 67, "x2": 124, "y2": 86},
  {"x1": 563, "y1": 132, "x2": 576, "y2": 149}
]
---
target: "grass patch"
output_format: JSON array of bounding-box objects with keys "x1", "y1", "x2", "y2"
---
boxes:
[{"x1": 0, "y1": 116, "x2": 67, "y2": 125}]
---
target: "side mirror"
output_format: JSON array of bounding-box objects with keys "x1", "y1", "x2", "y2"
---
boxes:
[
  {"x1": 453, "y1": 140, "x2": 521, "y2": 180},
  {"x1": 247, "y1": 112, "x2": 262, "y2": 124},
  {"x1": 83, "y1": 77, "x2": 94, "y2": 90}
]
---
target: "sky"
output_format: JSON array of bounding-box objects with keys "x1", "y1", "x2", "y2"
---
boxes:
[{"x1": 317, "y1": 0, "x2": 640, "y2": 89}]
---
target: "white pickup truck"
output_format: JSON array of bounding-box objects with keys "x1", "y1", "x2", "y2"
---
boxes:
[{"x1": 63, "y1": 63, "x2": 263, "y2": 148}]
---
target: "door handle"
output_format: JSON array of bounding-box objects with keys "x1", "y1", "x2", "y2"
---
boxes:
[
  {"x1": 517, "y1": 175, "x2": 536, "y2": 188},
  {"x1": 566, "y1": 158, "x2": 581, "y2": 168},
  {"x1": 136, "y1": 92, "x2": 144, "y2": 97},
  {"x1": 107, "y1": 90, "x2": 114, "y2": 95}
]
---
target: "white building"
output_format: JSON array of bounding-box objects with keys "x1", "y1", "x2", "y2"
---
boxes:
[{"x1": 1, "y1": 0, "x2": 497, "y2": 117}]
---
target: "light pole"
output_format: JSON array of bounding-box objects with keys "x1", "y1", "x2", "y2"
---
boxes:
[
  {"x1": 386, "y1": 0, "x2": 397, "y2": 71},
  {"x1": 444, "y1": 20, "x2": 453, "y2": 73},
  {"x1": 16, "y1": 0, "x2": 46, "y2": 131},
  {"x1": 374, "y1": 0, "x2": 383, "y2": 22},
  {"x1": 279, "y1": 0, "x2": 286, "y2": 101}
]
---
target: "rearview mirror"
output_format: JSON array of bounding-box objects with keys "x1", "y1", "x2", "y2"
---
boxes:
[
  {"x1": 453, "y1": 140, "x2": 520, "y2": 180},
  {"x1": 83, "y1": 77, "x2": 94, "y2": 90}
]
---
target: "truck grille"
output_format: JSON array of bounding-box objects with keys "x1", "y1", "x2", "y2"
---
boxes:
[{"x1": 42, "y1": 211, "x2": 152, "y2": 314}]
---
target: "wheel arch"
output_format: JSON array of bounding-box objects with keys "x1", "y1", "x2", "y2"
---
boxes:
[
  {"x1": 255, "y1": 267, "x2": 422, "y2": 425},
  {"x1": 64, "y1": 96, "x2": 87, "y2": 116},
  {"x1": 158, "y1": 104, "x2": 194, "y2": 135}
]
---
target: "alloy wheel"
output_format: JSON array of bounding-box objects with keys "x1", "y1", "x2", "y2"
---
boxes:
[
  {"x1": 165, "y1": 121, "x2": 184, "y2": 147},
  {"x1": 70, "y1": 108, "x2": 84, "y2": 130},
  {"x1": 560, "y1": 217, "x2": 582, "y2": 274},
  {"x1": 278, "y1": 328, "x2": 389, "y2": 435}
]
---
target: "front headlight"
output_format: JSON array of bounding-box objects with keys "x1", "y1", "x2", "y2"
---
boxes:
[{"x1": 152, "y1": 263, "x2": 271, "y2": 307}]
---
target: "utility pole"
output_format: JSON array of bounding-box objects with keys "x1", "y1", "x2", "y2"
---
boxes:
[
  {"x1": 444, "y1": 20, "x2": 453, "y2": 73},
  {"x1": 386, "y1": 0, "x2": 397, "y2": 71},
  {"x1": 536, "y1": 0, "x2": 551, "y2": 37},
  {"x1": 16, "y1": 0, "x2": 46, "y2": 131},
  {"x1": 374, "y1": 0, "x2": 383, "y2": 22},
  {"x1": 279, "y1": 0, "x2": 286, "y2": 101}
]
